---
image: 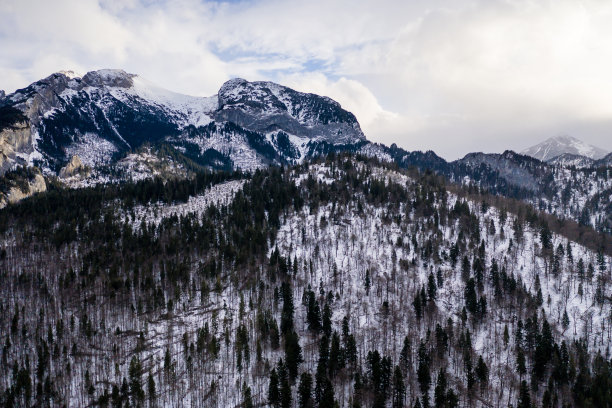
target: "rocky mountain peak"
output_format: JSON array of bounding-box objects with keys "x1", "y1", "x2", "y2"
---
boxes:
[
  {"x1": 215, "y1": 77, "x2": 365, "y2": 144},
  {"x1": 81, "y1": 69, "x2": 136, "y2": 88},
  {"x1": 57, "y1": 70, "x2": 82, "y2": 79},
  {"x1": 0, "y1": 71, "x2": 368, "y2": 176},
  {"x1": 521, "y1": 134, "x2": 608, "y2": 161},
  {"x1": 217, "y1": 78, "x2": 288, "y2": 114}
]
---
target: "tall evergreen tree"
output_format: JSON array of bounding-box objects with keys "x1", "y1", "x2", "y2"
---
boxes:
[
  {"x1": 392, "y1": 365, "x2": 406, "y2": 408},
  {"x1": 517, "y1": 380, "x2": 531, "y2": 408},
  {"x1": 298, "y1": 372, "x2": 313, "y2": 408},
  {"x1": 417, "y1": 341, "x2": 431, "y2": 395},
  {"x1": 268, "y1": 368, "x2": 280, "y2": 407}
]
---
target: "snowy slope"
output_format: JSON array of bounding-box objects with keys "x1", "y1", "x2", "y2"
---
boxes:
[
  {"x1": 521, "y1": 135, "x2": 608, "y2": 161},
  {"x1": 2, "y1": 156, "x2": 609, "y2": 407}
]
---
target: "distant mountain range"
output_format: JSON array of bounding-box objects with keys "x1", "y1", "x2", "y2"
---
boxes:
[
  {"x1": 1, "y1": 69, "x2": 611, "y2": 232},
  {"x1": 521, "y1": 134, "x2": 608, "y2": 162}
]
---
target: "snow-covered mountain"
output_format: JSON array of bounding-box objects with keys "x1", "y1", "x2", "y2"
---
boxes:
[
  {"x1": 2, "y1": 69, "x2": 612, "y2": 234},
  {"x1": 521, "y1": 135, "x2": 608, "y2": 161},
  {"x1": 0, "y1": 69, "x2": 365, "y2": 175}
]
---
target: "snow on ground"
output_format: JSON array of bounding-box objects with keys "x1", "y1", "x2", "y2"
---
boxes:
[
  {"x1": 18, "y1": 160, "x2": 609, "y2": 407},
  {"x1": 171, "y1": 129, "x2": 266, "y2": 172},
  {"x1": 274, "y1": 163, "x2": 611, "y2": 406},
  {"x1": 124, "y1": 76, "x2": 217, "y2": 128},
  {"x1": 114, "y1": 150, "x2": 188, "y2": 182},
  {"x1": 122, "y1": 179, "x2": 246, "y2": 229},
  {"x1": 65, "y1": 133, "x2": 119, "y2": 168}
]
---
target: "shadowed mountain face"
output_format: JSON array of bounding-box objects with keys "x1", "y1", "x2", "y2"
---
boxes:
[{"x1": 0, "y1": 70, "x2": 366, "y2": 173}]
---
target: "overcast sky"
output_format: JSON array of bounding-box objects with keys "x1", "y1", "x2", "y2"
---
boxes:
[{"x1": 1, "y1": 0, "x2": 612, "y2": 159}]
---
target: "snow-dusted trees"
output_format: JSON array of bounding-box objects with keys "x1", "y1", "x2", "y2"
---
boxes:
[{"x1": 0, "y1": 154, "x2": 611, "y2": 407}]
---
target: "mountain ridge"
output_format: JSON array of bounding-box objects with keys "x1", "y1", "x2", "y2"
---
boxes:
[
  {"x1": 2, "y1": 70, "x2": 612, "y2": 233},
  {"x1": 0, "y1": 69, "x2": 365, "y2": 175}
]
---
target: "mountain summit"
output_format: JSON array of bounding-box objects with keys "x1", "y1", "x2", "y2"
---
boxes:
[
  {"x1": 0, "y1": 69, "x2": 366, "y2": 175},
  {"x1": 521, "y1": 135, "x2": 608, "y2": 161}
]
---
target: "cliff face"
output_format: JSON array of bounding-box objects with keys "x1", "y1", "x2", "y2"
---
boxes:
[
  {"x1": 0, "y1": 120, "x2": 33, "y2": 173},
  {"x1": 59, "y1": 155, "x2": 87, "y2": 178},
  {"x1": 0, "y1": 172, "x2": 46, "y2": 209}
]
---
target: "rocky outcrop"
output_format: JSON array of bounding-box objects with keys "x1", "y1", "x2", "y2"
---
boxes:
[
  {"x1": 215, "y1": 78, "x2": 366, "y2": 144},
  {"x1": 0, "y1": 172, "x2": 46, "y2": 208},
  {"x1": 59, "y1": 155, "x2": 88, "y2": 178},
  {"x1": 0, "y1": 120, "x2": 32, "y2": 173}
]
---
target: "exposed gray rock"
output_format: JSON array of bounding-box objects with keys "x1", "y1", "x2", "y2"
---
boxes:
[
  {"x1": 0, "y1": 70, "x2": 367, "y2": 177},
  {"x1": 81, "y1": 69, "x2": 135, "y2": 88},
  {"x1": 59, "y1": 155, "x2": 88, "y2": 178},
  {"x1": 0, "y1": 119, "x2": 33, "y2": 173},
  {"x1": 215, "y1": 78, "x2": 365, "y2": 144}
]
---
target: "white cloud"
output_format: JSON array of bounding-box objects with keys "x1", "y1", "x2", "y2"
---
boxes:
[{"x1": 1, "y1": 0, "x2": 612, "y2": 159}]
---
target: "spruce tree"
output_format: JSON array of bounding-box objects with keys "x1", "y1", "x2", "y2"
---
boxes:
[
  {"x1": 392, "y1": 365, "x2": 405, "y2": 408},
  {"x1": 417, "y1": 341, "x2": 431, "y2": 395},
  {"x1": 517, "y1": 380, "x2": 531, "y2": 408},
  {"x1": 298, "y1": 372, "x2": 313, "y2": 408},
  {"x1": 268, "y1": 368, "x2": 280, "y2": 407}
]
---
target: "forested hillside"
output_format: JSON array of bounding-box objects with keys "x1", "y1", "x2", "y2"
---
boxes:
[{"x1": 0, "y1": 154, "x2": 610, "y2": 407}]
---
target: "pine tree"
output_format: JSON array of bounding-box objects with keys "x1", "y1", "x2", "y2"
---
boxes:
[
  {"x1": 464, "y1": 278, "x2": 478, "y2": 315},
  {"x1": 517, "y1": 348, "x2": 526, "y2": 379},
  {"x1": 434, "y1": 368, "x2": 447, "y2": 408},
  {"x1": 243, "y1": 383, "x2": 254, "y2": 408},
  {"x1": 306, "y1": 291, "x2": 321, "y2": 332},
  {"x1": 268, "y1": 368, "x2": 280, "y2": 407},
  {"x1": 322, "y1": 304, "x2": 332, "y2": 337},
  {"x1": 285, "y1": 330, "x2": 303, "y2": 382},
  {"x1": 328, "y1": 331, "x2": 342, "y2": 379},
  {"x1": 280, "y1": 282, "x2": 295, "y2": 335},
  {"x1": 315, "y1": 336, "x2": 330, "y2": 401},
  {"x1": 428, "y1": 272, "x2": 437, "y2": 300},
  {"x1": 392, "y1": 365, "x2": 405, "y2": 408},
  {"x1": 417, "y1": 341, "x2": 431, "y2": 395},
  {"x1": 319, "y1": 378, "x2": 335, "y2": 408},
  {"x1": 465, "y1": 354, "x2": 475, "y2": 392},
  {"x1": 475, "y1": 355, "x2": 488, "y2": 385},
  {"x1": 461, "y1": 256, "x2": 471, "y2": 281},
  {"x1": 562, "y1": 310, "x2": 570, "y2": 330},
  {"x1": 280, "y1": 374, "x2": 292, "y2": 408},
  {"x1": 128, "y1": 355, "x2": 144, "y2": 403},
  {"x1": 517, "y1": 380, "x2": 531, "y2": 408},
  {"x1": 413, "y1": 293, "x2": 423, "y2": 320},
  {"x1": 147, "y1": 374, "x2": 155, "y2": 402},
  {"x1": 503, "y1": 324, "x2": 509, "y2": 347},
  {"x1": 400, "y1": 336, "x2": 411, "y2": 372},
  {"x1": 540, "y1": 223, "x2": 552, "y2": 250},
  {"x1": 298, "y1": 372, "x2": 313, "y2": 408}
]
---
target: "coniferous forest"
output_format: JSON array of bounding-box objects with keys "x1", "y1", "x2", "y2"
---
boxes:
[{"x1": 0, "y1": 153, "x2": 611, "y2": 407}]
